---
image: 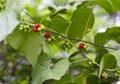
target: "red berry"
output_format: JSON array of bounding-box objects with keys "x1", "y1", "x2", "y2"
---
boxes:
[
  {"x1": 100, "y1": 75, "x2": 105, "y2": 80},
  {"x1": 44, "y1": 33, "x2": 50, "y2": 38},
  {"x1": 79, "y1": 43, "x2": 84, "y2": 48},
  {"x1": 35, "y1": 23, "x2": 40, "y2": 29},
  {"x1": 33, "y1": 27, "x2": 38, "y2": 32}
]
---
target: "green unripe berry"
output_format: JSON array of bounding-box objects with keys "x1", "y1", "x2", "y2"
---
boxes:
[
  {"x1": 20, "y1": 24, "x2": 23, "y2": 27},
  {"x1": 116, "y1": 69, "x2": 120, "y2": 74},
  {"x1": 51, "y1": 36, "x2": 55, "y2": 40},
  {"x1": 102, "y1": 72, "x2": 108, "y2": 78},
  {"x1": 66, "y1": 42, "x2": 70, "y2": 46},
  {"x1": 41, "y1": 24, "x2": 45, "y2": 30},
  {"x1": 114, "y1": 72, "x2": 118, "y2": 77},
  {"x1": 88, "y1": 61, "x2": 92, "y2": 65},
  {"x1": 24, "y1": 25, "x2": 27, "y2": 29},
  {"x1": 26, "y1": 25, "x2": 30, "y2": 28},
  {"x1": 61, "y1": 41, "x2": 65, "y2": 45},
  {"x1": 19, "y1": 27, "x2": 23, "y2": 30},
  {"x1": 24, "y1": 29, "x2": 27, "y2": 32},
  {"x1": 48, "y1": 38, "x2": 52, "y2": 42}
]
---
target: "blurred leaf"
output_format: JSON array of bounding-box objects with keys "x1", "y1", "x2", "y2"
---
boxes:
[
  {"x1": 5, "y1": 0, "x2": 23, "y2": 13},
  {"x1": 0, "y1": 10, "x2": 19, "y2": 42},
  {"x1": 105, "y1": 27, "x2": 120, "y2": 43},
  {"x1": 96, "y1": 0, "x2": 120, "y2": 14},
  {"x1": 43, "y1": 43, "x2": 64, "y2": 59},
  {"x1": 53, "y1": 75, "x2": 73, "y2": 84},
  {"x1": 94, "y1": 33, "x2": 109, "y2": 50},
  {"x1": 67, "y1": 8, "x2": 94, "y2": 40},
  {"x1": 77, "y1": 1, "x2": 96, "y2": 8},
  {"x1": 54, "y1": 0, "x2": 68, "y2": 6},
  {"x1": 73, "y1": 71, "x2": 90, "y2": 84},
  {"x1": 7, "y1": 28, "x2": 43, "y2": 66},
  {"x1": 99, "y1": 54, "x2": 116, "y2": 76},
  {"x1": 110, "y1": 50, "x2": 120, "y2": 67},
  {"x1": 87, "y1": 74, "x2": 100, "y2": 84},
  {"x1": 70, "y1": 59, "x2": 91, "y2": 69},
  {"x1": 94, "y1": 27, "x2": 120, "y2": 50},
  {"x1": 100, "y1": 54, "x2": 117, "y2": 69},
  {"x1": 50, "y1": 15, "x2": 69, "y2": 34},
  {"x1": 32, "y1": 54, "x2": 69, "y2": 84},
  {"x1": 54, "y1": 72, "x2": 100, "y2": 84},
  {"x1": 24, "y1": 0, "x2": 41, "y2": 20}
]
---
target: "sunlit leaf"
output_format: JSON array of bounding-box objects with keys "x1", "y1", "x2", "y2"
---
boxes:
[
  {"x1": 32, "y1": 54, "x2": 69, "y2": 84},
  {"x1": 67, "y1": 8, "x2": 94, "y2": 40},
  {"x1": 7, "y1": 28, "x2": 43, "y2": 66},
  {"x1": 0, "y1": 10, "x2": 19, "y2": 42}
]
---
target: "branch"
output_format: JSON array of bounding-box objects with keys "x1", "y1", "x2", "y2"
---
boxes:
[
  {"x1": 21, "y1": 21, "x2": 118, "y2": 50},
  {"x1": 44, "y1": 28, "x2": 118, "y2": 50}
]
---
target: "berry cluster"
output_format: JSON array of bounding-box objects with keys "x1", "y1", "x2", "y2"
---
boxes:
[
  {"x1": 100, "y1": 71, "x2": 108, "y2": 80},
  {"x1": 60, "y1": 41, "x2": 72, "y2": 49},
  {"x1": 44, "y1": 33, "x2": 56, "y2": 42},
  {"x1": 79, "y1": 42, "x2": 89, "y2": 50},
  {"x1": 19, "y1": 24, "x2": 30, "y2": 32},
  {"x1": 0, "y1": 0, "x2": 5, "y2": 11},
  {"x1": 33, "y1": 23, "x2": 45, "y2": 33},
  {"x1": 114, "y1": 69, "x2": 120, "y2": 77},
  {"x1": 19, "y1": 23, "x2": 90, "y2": 50},
  {"x1": 33, "y1": 23, "x2": 40, "y2": 32}
]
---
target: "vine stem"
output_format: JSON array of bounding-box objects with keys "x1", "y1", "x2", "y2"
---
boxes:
[
  {"x1": 106, "y1": 68, "x2": 120, "y2": 71},
  {"x1": 70, "y1": 59, "x2": 88, "y2": 64},
  {"x1": 44, "y1": 27, "x2": 118, "y2": 50},
  {"x1": 80, "y1": 50, "x2": 100, "y2": 67},
  {"x1": 21, "y1": 21, "x2": 118, "y2": 50}
]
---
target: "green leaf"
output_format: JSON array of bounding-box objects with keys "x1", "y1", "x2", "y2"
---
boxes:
[
  {"x1": 94, "y1": 27, "x2": 120, "y2": 48},
  {"x1": 43, "y1": 43, "x2": 64, "y2": 59},
  {"x1": 99, "y1": 54, "x2": 117, "y2": 76},
  {"x1": 67, "y1": 8, "x2": 94, "y2": 40},
  {"x1": 73, "y1": 71, "x2": 90, "y2": 84},
  {"x1": 0, "y1": 10, "x2": 19, "y2": 42},
  {"x1": 94, "y1": 33, "x2": 109, "y2": 50},
  {"x1": 53, "y1": 75, "x2": 73, "y2": 84},
  {"x1": 5, "y1": 0, "x2": 23, "y2": 13},
  {"x1": 87, "y1": 74, "x2": 100, "y2": 84},
  {"x1": 54, "y1": 0, "x2": 68, "y2": 6},
  {"x1": 100, "y1": 54, "x2": 117, "y2": 69},
  {"x1": 94, "y1": 33, "x2": 109, "y2": 46},
  {"x1": 77, "y1": 1, "x2": 96, "y2": 8},
  {"x1": 32, "y1": 54, "x2": 69, "y2": 84},
  {"x1": 110, "y1": 50, "x2": 120, "y2": 67},
  {"x1": 7, "y1": 28, "x2": 43, "y2": 66},
  {"x1": 50, "y1": 15, "x2": 69, "y2": 35},
  {"x1": 70, "y1": 59, "x2": 92, "y2": 69},
  {"x1": 96, "y1": 0, "x2": 120, "y2": 14},
  {"x1": 105, "y1": 27, "x2": 120, "y2": 43}
]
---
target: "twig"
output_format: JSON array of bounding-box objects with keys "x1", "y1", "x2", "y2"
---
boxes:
[
  {"x1": 20, "y1": 21, "x2": 118, "y2": 50},
  {"x1": 45, "y1": 28, "x2": 118, "y2": 50}
]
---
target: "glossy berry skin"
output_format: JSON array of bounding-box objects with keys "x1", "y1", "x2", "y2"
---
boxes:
[
  {"x1": 79, "y1": 43, "x2": 84, "y2": 48},
  {"x1": 100, "y1": 75, "x2": 105, "y2": 80},
  {"x1": 44, "y1": 33, "x2": 50, "y2": 38},
  {"x1": 33, "y1": 27, "x2": 38, "y2": 32},
  {"x1": 35, "y1": 23, "x2": 40, "y2": 29}
]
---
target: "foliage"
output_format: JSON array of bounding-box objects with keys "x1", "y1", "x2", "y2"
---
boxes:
[{"x1": 0, "y1": 0, "x2": 120, "y2": 84}]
